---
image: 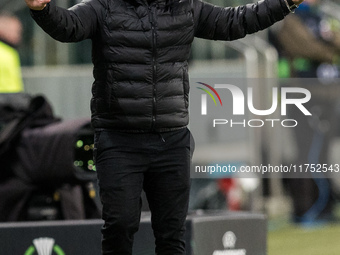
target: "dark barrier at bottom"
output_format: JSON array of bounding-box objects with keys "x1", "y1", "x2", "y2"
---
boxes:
[{"x1": 0, "y1": 211, "x2": 266, "y2": 255}]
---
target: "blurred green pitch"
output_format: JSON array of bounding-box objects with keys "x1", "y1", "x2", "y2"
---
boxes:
[{"x1": 268, "y1": 220, "x2": 340, "y2": 255}]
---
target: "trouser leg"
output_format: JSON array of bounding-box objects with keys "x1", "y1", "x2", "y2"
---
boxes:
[
  {"x1": 99, "y1": 176, "x2": 143, "y2": 255},
  {"x1": 94, "y1": 130, "x2": 148, "y2": 255},
  {"x1": 144, "y1": 128, "x2": 193, "y2": 255}
]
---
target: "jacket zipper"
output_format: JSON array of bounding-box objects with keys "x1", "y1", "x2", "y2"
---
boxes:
[{"x1": 149, "y1": 4, "x2": 157, "y2": 131}]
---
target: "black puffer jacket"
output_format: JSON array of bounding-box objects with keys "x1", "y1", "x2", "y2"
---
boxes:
[{"x1": 31, "y1": 0, "x2": 290, "y2": 132}]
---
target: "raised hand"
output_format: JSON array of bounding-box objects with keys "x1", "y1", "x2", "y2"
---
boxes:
[{"x1": 24, "y1": 0, "x2": 51, "y2": 11}]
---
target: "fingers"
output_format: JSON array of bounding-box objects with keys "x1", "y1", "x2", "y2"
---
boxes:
[{"x1": 24, "y1": 0, "x2": 51, "y2": 11}]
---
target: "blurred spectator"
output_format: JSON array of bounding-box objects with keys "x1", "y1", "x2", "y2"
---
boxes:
[
  {"x1": 0, "y1": 12, "x2": 24, "y2": 93},
  {"x1": 271, "y1": 0, "x2": 340, "y2": 78},
  {"x1": 270, "y1": 0, "x2": 340, "y2": 224}
]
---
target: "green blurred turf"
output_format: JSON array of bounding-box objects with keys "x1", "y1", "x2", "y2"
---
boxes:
[{"x1": 268, "y1": 220, "x2": 340, "y2": 255}]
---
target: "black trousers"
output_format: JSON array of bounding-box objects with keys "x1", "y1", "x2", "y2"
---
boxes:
[{"x1": 94, "y1": 128, "x2": 194, "y2": 255}]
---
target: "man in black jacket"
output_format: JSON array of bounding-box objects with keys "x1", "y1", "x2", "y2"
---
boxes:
[{"x1": 24, "y1": 0, "x2": 303, "y2": 254}]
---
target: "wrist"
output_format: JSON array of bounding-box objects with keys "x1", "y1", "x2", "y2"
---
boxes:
[
  {"x1": 284, "y1": 0, "x2": 299, "y2": 13},
  {"x1": 30, "y1": 3, "x2": 50, "y2": 19}
]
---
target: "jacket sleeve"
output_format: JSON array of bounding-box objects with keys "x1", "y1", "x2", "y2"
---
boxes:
[
  {"x1": 194, "y1": 0, "x2": 290, "y2": 41},
  {"x1": 30, "y1": 0, "x2": 105, "y2": 42}
]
